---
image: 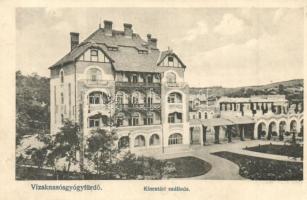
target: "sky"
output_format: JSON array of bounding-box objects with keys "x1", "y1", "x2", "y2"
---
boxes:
[{"x1": 16, "y1": 7, "x2": 304, "y2": 87}]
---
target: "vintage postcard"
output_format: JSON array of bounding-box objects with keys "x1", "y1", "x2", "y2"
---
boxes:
[{"x1": 0, "y1": 0, "x2": 306, "y2": 199}]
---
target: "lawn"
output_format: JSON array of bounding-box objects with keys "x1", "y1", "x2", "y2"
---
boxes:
[
  {"x1": 246, "y1": 144, "x2": 303, "y2": 158},
  {"x1": 212, "y1": 151, "x2": 303, "y2": 180},
  {"x1": 166, "y1": 156, "x2": 212, "y2": 178}
]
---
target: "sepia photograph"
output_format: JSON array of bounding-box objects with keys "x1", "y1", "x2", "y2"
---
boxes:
[{"x1": 15, "y1": 7, "x2": 304, "y2": 181}]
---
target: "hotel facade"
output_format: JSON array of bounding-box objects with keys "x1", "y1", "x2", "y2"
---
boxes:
[{"x1": 49, "y1": 21, "x2": 303, "y2": 157}]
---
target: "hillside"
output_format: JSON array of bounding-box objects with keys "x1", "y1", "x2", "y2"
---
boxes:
[{"x1": 190, "y1": 79, "x2": 303, "y2": 101}]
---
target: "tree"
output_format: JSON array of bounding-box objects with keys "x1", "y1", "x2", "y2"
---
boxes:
[
  {"x1": 47, "y1": 120, "x2": 80, "y2": 173},
  {"x1": 16, "y1": 71, "x2": 50, "y2": 144},
  {"x1": 26, "y1": 147, "x2": 48, "y2": 169},
  {"x1": 278, "y1": 84, "x2": 285, "y2": 94},
  {"x1": 86, "y1": 128, "x2": 119, "y2": 176}
]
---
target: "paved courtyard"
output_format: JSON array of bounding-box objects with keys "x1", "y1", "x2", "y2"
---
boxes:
[{"x1": 155, "y1": 140, "x2": 303, "y2": 180}]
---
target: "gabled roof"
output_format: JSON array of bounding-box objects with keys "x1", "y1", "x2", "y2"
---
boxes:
[
  {"x1": 157, "y1": 50, "x2": 186, "y2": 68},
  {"x1": 49, "y1": 27, "x2": 185, "y2": 73}
]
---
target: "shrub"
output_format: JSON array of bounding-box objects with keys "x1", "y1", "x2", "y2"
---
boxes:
[
  {"x1": 285, "y1": 131, "x2": 291, "y2": 136},
  {"x1": 271, "y1": 131, "x2": 278, "y2": 137}
]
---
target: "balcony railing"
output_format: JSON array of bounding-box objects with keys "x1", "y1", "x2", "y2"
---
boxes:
[
  {"x1": 88, "y1": 104, "x2": 110, "y2": 113},
  {"x1": 79, "y1": 79, "x2": 111, "y2": 87},
  {"x1": 166, "y1": 82, "x2": 186, "y2": 88},
  {"x1": 115, "y1": 81, "x2": 160, "y2": 88},
  {"x1": 116, "y1": 103, "x2": 161, "y2": 111}
]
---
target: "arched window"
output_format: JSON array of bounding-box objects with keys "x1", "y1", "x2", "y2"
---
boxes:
[
  {"x1": 149, "y1": 134, "x2": 160, "y2": 146},
  {"x1": 89, "y1": 91, "x2": 108, "y2": 104},
  {"x1": 116, "y1": 92, "x2": 124, "y2": 105},
  {"x1": 168, "y1": 133, "x2": 183, "y2": 145},
  {"x1": 116, "y1": 113, "x2": 125, "y2": 127},
  {"x1": 131, "y1": 92, "x2": 140, "y2": 104},
  {"x1": 198, "y1": 112, "x2": 202, "y2": 119},
  {"x1": 144, "y1": 112, "x2": 154, "y2": 125},
  {"x1": 87, "y1": 68, "x2": 102, "y2": 81},
  {"x1": 205, "y1": 112, "x2": 208, "y2": 119},
  {"x1": 134, "y1": 135, "x2": 145, "y2": 147},
  {"x1": 60, "y1": 70, "x2": 64, "y2": 83},
  {"x1": 168, "y1": 92, "x2": 182, "y2": 103},
  {"x1": 168, "y1": 112, "x2": 182, "y2": 123},
  {"x1": 166, "y1": 72, "x2": 176, "y2": 83}
]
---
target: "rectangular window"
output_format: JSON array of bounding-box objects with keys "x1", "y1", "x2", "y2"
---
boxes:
[
  {"x1": 168, "y1": 114, "x2": 175, "y2": 123},
  {"x1": 147, "y1": 75, "x2": 153, "y2": 83},
  {"x1": 132, "y1": 118, "x2": 139, "y2": 126},
  {"x1": 168, "y1": 56, "x2": 174, "y2": 66},
  {"x1": 61, "y1": 92, "x2": 64, "y2": 104},
  {"x1": 68, "y1": 83, "x2": 71, "y2": 117},
  {"x1": 168, "y1": 94, "x2": 175, "y2": 103},
  {"x1": 148, "y1": 117, "x2": 153, "y2": 125},
  {"x1": 90, "y1": 49, "x2": 98, "y2": 62},
  {"x1": 89, "y1": 118, "x2": 100, "y2": 128},
  {"x1": 89, "y1": 95, "x2": 100, "y2": 104},
  {"x1": 54, "y1": 86, "x2": 57, "y2": 123},
  {"x1": 132, "y1": 75, "x2": 138, "y2": 83}
]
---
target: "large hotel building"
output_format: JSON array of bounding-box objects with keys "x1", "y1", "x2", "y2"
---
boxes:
[{"x1": 49, "y1": 21, "x2": 303, "y2": 156}]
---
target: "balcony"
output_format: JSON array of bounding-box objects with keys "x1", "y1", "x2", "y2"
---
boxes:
[
  {"x1": 168, "y1": 103, "x2": 183, "y2": 111},
  {"x1": 88, "y1": 104, "x2": 110, "y2": 114},
  {"x1": 116, "y1": 103, "x2": 161, "y2": 111},
  {"x1": 169, "y1": 123, "x2": 184, "y2": 130},
  {"x1": 79, "y1": 79, "x2": 112, "y2": 88},
  {"x1": 116, "y1": 81, "x2": 160, "y2": 88},
  {"x1": 166, "y1": 82, "x2": 186, "y2": 88}
]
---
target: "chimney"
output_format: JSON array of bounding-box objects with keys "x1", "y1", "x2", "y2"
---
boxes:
[
  {"x1": 70, "y1": 32, "x2": 79, "y2": 51},
  {"x1": 147, "y1": 34, "x2": 152, "y2": 43},
  {"x1": 124, "y1": 23, "x2": 133, "y2": 38},
  {"x1": 104, "y1": 20, "x2": 113, "y2": 36},
  {"x1": 150, "y1": 38, "x2": 157, "y2": 48}
]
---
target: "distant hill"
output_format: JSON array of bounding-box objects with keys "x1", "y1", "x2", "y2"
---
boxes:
[{"x1": 190, "y1": 79, "x2": 303, "y2": 101}]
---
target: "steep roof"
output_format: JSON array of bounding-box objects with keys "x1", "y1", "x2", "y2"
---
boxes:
[
  {"x1": 49, "y1": 27, "x2": 186, "y2": 73},
  {"x1": 157, "y1": 50, "x2": 186, "y2": 68}
]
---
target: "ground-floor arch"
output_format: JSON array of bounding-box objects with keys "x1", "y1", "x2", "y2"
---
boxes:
[
  {"x1": 149, "y1": 134, "x2": 160, "y2": 146},
  {"x1": 134, "y1": 135, "x2": 146, "y2": 147},
  {"x1": 118, "y1": 136, "x2": 130, "y2": 149},
  {"x1": 257, "y1": 122, "x2": 267, "y2": 139},
  {"x1": 268, "y1": 121, "x2": 278, "y2": 139}
]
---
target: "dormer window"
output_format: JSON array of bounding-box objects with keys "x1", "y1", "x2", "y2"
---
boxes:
[
  {"x1": 132, "y1": 74, "x2": 138, "y2": 83},
  {"x1": 147, "y1": 75, "x2": 153, "y2": 83},
  {"x1": 90, "y1": 49, "x2": 98, "y2": 62}
]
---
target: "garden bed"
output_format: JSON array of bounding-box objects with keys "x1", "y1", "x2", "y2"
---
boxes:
[
  {"x1": 212, "y1": 151, "x2": 303, "y2": 180},
  {"x1": 245, "y1": 144, "x2": 303, "y2": 158},
  {"x1": 16, "y1": 156, "x2": 211, "y2": 180},
  {"x1": 166, "y1": 156, "x2": 212, "y2": 178}
]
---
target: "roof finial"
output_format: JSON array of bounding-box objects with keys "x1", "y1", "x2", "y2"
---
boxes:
[{"x1": 167, "y1": 46, "x2": 172, "y2": 52}]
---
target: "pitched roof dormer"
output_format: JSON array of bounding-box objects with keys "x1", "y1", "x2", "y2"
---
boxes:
[{"x1": 157, "y1": 50, "x2": 186, "y2": 68}]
